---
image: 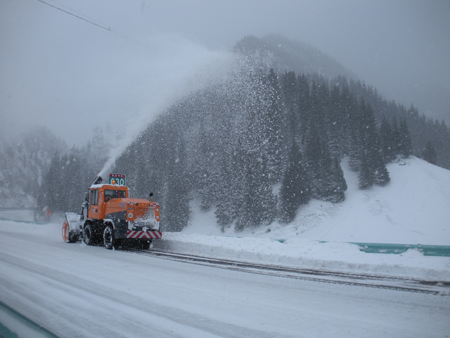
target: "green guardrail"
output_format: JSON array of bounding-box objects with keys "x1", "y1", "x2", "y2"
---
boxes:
[
  {"x1": 0, "y1": 301, "x2": 60, "y2": 338},
  {"x1": 350, "y1": 242, "x2": 450, "y2": 257},
  {"x1": 271, "y1": 239, "x2": 450, "y2": 257}
]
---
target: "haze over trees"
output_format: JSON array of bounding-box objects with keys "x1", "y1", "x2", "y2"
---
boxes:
[
  {"x1": 111, "y1": 58, "x2": 420, "y2": 231},
  {"x1": 1, "y1": 36, "x2": 449, "y2": 231}
]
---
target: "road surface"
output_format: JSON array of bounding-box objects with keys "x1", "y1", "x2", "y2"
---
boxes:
[{"x1": 0, "y1": 221, "x2": 449, "y2": 337}]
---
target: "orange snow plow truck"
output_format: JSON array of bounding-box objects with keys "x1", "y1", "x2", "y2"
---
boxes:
[{"x1": 62, "y1": 174, "x2": 161, "y2": 249}]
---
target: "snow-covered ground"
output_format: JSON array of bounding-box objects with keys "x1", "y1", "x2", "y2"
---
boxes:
[
  {"x1": 185, "y1": 157, "x2": 450, "y2": 244},
  {"x1": 1, "y1": 157, "x2": 449, "y2": 337}
]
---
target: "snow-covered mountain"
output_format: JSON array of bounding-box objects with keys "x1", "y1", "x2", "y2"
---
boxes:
[
  {"x1": 2, "y1": 35, "x2": 449, "y2": 221},
  {"x1": 233, "y1": 35, "x2": 450, "y2": 171},
  {"x1": 184, "y1": 156, "x2": 450, "y2": 245}
]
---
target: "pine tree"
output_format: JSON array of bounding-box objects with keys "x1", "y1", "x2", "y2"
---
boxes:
[
  {"x1": 231, "y1": 138, "x2": 248, "y2": 231},
  {"x1": 265, "y1": 68, "x2": 283, "y2": 182},
  {"x1": 281, "y1": 71, "x2": 299, "y2": 144},
  {"x1": 164, "y1": 139, "x2": 190, "y2": 232},
  {"x1": 235, "y1": 158, "x2": 255, "y2": 231},
  {"x1": 348, "y1": 128, "x2": 363, "y2": 171},
  {"x1": 327, "y1": 157, "x2": 347, "y2": 203},
  {"x1": 357, "y1": 99, "x2": 390, "y2": 188},
  {"x1": 235, "y1": 152, "x2": 276, "y2": 230},
  {"x1": 297, "y1": 74, "x2": 311, "y2": 139},
  {"x1": 279, "y1": 142, "x2": 310, "y2": 223},
  {"x1": 63, "y1": 151, "x2": 85, "y2": 211},
  {"x1": 398, "y1": 118, "x2": 412, "y2": 157},
  {"x1": 328, "y1": 85, "x2": 343, "y2": 159},
  {"x1": 214, "y1": 153, "x2": 236, "y2": 229},
  {"x1": 392, "y1": 117, "x2": 402, "y2": 156},
  {"x1": 373, "y1": 157, "x2": 391, "y2": 186},
  {"x1": 422, "y1": 141, "x2": 437, "y2": 165},
  {"x1": 304, "y1": 124, "x2": 338, "y2": 200},
  {"x1": 358, "y1": 154, "x2": 374, "y2": 189},
  {"x1": 380, "y1": 115, "x2": 396, "y2": 163},
  {"x1": 37, "y1": 152, "x2": 62, "y2": 213},
  {"x1": 254, "y1": 155, "x2": 277, "y2": 225},
  {"x1": 196, "y1": 122, "x2": 216, "y2": 211},
  {"x1": 304, "y1": 124, "x2": 323, "y2": 198}
]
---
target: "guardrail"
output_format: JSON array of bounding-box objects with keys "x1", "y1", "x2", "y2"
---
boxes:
[
  {"x1": 0, "y1": 300, "x2": 60, "y2": 338},
  {"x1": 272, "y1": 239, "x2": 450, "y2": 257},
  {"x1": 350, "y1": 243, "x2": 450, "y2": 257}
]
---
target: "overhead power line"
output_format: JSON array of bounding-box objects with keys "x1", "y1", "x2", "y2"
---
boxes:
[
  {"x1": 36, "y1": 0, "x2": 149, "y2": 48},
  {"x1": 37, "y1": 0, "x2": 111, "y2": 31}
]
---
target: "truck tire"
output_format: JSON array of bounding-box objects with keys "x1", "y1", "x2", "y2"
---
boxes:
[
  {"x1": 83, "y1": 223, "x2": 95, "y2": 246},
  {"x1": 140, "y1": 240, "x2": 151, "y2": 250},
  {"x1": 103, "y1": 225, "x2": 115, "y2": 250}
]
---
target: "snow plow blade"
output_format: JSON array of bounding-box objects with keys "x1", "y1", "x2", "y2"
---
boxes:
[{"x1": 62, "y1": 212, "x2": 82, "y2": 243}]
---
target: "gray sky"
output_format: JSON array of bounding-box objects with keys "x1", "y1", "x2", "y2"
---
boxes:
[{"x1": 1, "y1": 0, "x2": 449, "y2": 146}]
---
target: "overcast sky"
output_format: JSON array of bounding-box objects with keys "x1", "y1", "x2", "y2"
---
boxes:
[{"x1": 1, "y1": 0, "x2": 449, "y2": 146}]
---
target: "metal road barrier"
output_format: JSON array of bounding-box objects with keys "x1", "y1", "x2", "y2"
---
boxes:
[
  {"x1": 350, "y1": 243, "x2": 450, "y2": 256},
  {"x1": 0, "y1": 301, "x2": 60, "y2": 338},
  {"x1": 272, "y1": 239, "x2": 450, "y2": 257}
]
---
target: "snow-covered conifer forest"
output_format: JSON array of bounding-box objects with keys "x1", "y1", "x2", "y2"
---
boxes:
[{"x1": 1, "y1": 36, "x2": 449, "y2": 232}]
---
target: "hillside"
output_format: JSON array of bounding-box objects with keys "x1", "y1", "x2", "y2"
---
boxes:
[
  {"x1": 184, "y1": 157, "x2": 450, "y2": 246},
  {"x1": 234, "y1": 35, "x2": 450, "y2": 170}
]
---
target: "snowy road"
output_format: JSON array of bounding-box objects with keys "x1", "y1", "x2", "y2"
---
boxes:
[{"x1": 1, "y1": 222, "x2": 449, "y2": 337}]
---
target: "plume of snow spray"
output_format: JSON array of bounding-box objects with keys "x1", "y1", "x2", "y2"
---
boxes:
[{"x1": 97, "y1": 37, "x2": 238, "y2": 178}]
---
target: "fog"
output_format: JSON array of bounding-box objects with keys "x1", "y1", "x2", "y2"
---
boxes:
[{"x1": 1, "y1": 0, "x2": 449, "y2": 146}]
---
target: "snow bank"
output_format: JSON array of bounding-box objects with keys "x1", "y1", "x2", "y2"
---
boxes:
[{"x1": 157, "y1": 232, "x2": 450, "y2": 281}]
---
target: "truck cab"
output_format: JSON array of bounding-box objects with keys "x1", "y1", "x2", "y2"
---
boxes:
[{"x1": 87, "y1": 184, "x2": 129, "y2": 220}]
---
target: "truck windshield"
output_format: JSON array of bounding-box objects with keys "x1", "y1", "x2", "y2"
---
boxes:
[{"x1": 104, "y1": 190, "x2": 126, "y2": 202}]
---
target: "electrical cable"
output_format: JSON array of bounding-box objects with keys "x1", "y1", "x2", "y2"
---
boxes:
[
  {"x1": 37, "y1": 0, "x2": 111, "y2": 31},
  {"x1": 36, "y1": 0, "x2": 150, "y2": 48}
]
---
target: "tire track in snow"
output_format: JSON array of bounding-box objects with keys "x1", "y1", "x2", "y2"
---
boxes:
[{"x1": 136, "y1": 249, "x2": 450, "y2": 296}]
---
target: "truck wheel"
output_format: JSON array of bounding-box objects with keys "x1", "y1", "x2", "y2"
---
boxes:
[
  {"x1": 83, "y1": 224, "x2": 95, "y2": 245},
  {"x1": 103, "y1": 225, "x2": 115, "y2": 250},
  {"x1": 140, "y1": 240, "x2": 151, "y2": 250}
]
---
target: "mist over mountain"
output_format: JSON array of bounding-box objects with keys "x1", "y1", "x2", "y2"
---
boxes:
[
  {"x1": 233, "y1": 35, "x2": 357, "y2": 81},
  {"x1": 2, "y1": 35, "x2": 449, "y2": 232},
  {"x1": 0, "y1": 127, "x2": 67, "y2": 208}
]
